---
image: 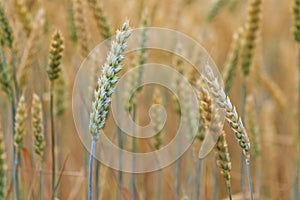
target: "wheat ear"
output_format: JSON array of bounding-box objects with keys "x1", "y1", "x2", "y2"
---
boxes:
[
  {"x1": 0, "y1": 50, "x2": 12, "y2": 96},
  {"x1": 31, "y1": 94, "x2": 45, "y2": 161},
  {"x1": 88, "y1": 21, "x2": 131, "y2": 200},
  {"x1": 15, "y1": 0, "x2": 32, "y2": 36},
  {"x1": 87, "y1": 0, "x2": 112, "y2": 39},
  {"x1": 215, "y1": 131, "x2": 232, "y2": 200},
  {"x1": 74, "y1": 0, "x2": 90, "y2": 57},
  {"x1": 203, "y1": 66, "x2": 253, "y2": 199},
  {"x1": 14, "y1": 95, "x2": 27, "y2": 151},
  {"x1": 241, "y1": 0, "x2": 262, "y2": 76},
  {"x1": 18, "y1": 8, "x2": 45, "y2": 89},
  {"x1": 223, "y1": 28, "x2": 243, "y2": 94},
  {"x1": 0, "y1": 6, "x2": 14, "y2": 48},
  {"x1": 204, "y1": 67, "x2": 250, "y2": 157},
  {"x1": 31, "y1": 93, "x2": 45, "y2": 200}
]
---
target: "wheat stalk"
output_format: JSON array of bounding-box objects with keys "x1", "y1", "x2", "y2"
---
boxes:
[
  {"x1": 46, "y1": 29, "x2": 64, "y2": 194},
  {"x1": 0, "y1": 129, "x2": 7, "y2": 199},
  {"x1": 292, "y1": 0, "x2": 300, "y2": 198}
]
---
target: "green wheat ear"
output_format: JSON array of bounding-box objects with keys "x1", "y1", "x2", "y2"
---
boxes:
[
  {"x1": 0, "y1": 6, "x2": 14, "y2": 48},
  {"x1": 0, "y1": 129, "x2": 7, "y2": 199},
  {"x1": 293, "y1": 0, "x2": 300, "y2": 42},
  {"x1": 0, "y1": 51, "x2": 12, "y2": 96},
  {"x1": 47, "y1": 30, "x2": 64, "y2": 81}
]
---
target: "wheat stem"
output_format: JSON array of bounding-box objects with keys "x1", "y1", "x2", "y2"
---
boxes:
[
  {"x1": 50, "y1": 82, "x2": 56, "y2": 193},
  {"x1": 40, "y1": 165, "x2": 43, "y2": 200},
  {"x1": 246, "y1": 158, "x2": 253, "y2": 200},
  {"x1": 194, "y1": 158, "x2": 203, "y2": 200},
  {"x1": 88, "y1": 136, "x2": 97, "y2": 200},
  {"x1": 227, "y1": 185, "x2": 232, "y2": 200},
  {"x1": 131, "y1": 103, "x2": 137, "y2": 200},
  {"x1": 212, "y1": 157, "x2": 218, "y2": 200},
  {"x1": 240, "y1": 81, "x2": 247, "y2": 200},
  {"x1": 11, "y1": 49, "x2": 19, "y2": 100}
]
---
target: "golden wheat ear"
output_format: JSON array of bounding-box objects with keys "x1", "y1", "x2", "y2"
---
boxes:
[
  {"x1": 14, "y1": 95, "x2": 27, "y2": 151},
  {"x1": 31, "y1": 93, "x2": 45, "y2": 161}
]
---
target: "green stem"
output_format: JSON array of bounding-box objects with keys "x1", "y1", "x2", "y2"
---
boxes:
[
  {"x1": 50, "y1": 82, "x2": 56, "y2": 194},
  {"x1": 240, "y1": 81, "x2": 247, "y2": 200},
  {"x1": 131, "y1": 103, "x2": 137, "y2": 200},
  {"x1": 11, "y1": 49, "x2": 19, "y2": 100},
  {"x1": 4, "y1": 50, "x2": 17, "y2": 200},
  {"x1": 227, "y1": 185, "x2": 232, "y2": 200}
]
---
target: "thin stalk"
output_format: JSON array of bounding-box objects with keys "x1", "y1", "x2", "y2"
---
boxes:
[
  {"x1": 88, "y1": 137, "x2": 97, "y2": 200},
  {"x1": 3, "y1": 50, "x2": 17, "y2": 200},
  {"x1": 116, "y1": 91, "x2": 123, "y2": 200},
  {"x1": 50, "y1": 81, "x2": 56, "y2": 193},
  {"x1": 194, "y1": 158, "x2": 203, "y2": 200},
  {"x1": 131, "y1": 103, "x2": 137, "y2": 200},
  {"x1": 40, "y1": 165, "x2": 43, "y2": 200},
  {"x1": 246, "y1": 159, "x2": 253, "y2": 200},
  {"x1": 157, "y1": 169, "x2": 162, "y2": 200},
  {"x1": 11, "y1": 49, "x2": 19, "y2": 100},
  {"x1": 296, "y1": 45, "x2": 300, "y2": 199},
  {"x1": 175, "y1": 131, "x2": 182, "y2": 199},
  {"x1": 11, "y1": 97, "x2": 16, "y2": 200},
  {"x1": 212, "y1": 158, "x2": 218, "y2": 200},
  {"x1": 14, "y1": 150, "x2": 20, "y2": 200},
  {"x1": 117, "y1": 126, "x2": 123, "y2": 200},
  {"x1": 240, "y1": 81, "x2": 247, "y2": 200},
  {"x1": 227, "y1": 185, "x2": 232, "y2": 200},
  {"x1": 256, "y1": 156, "x2": 262, "y2": 199},
  {"x1": 95, "y1": 161, "x2": 100, "y2": 200}
]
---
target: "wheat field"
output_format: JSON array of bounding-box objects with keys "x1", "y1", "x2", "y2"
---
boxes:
[{"x1": 0, "y1": 0, "x2": 299, "y2": 199}]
